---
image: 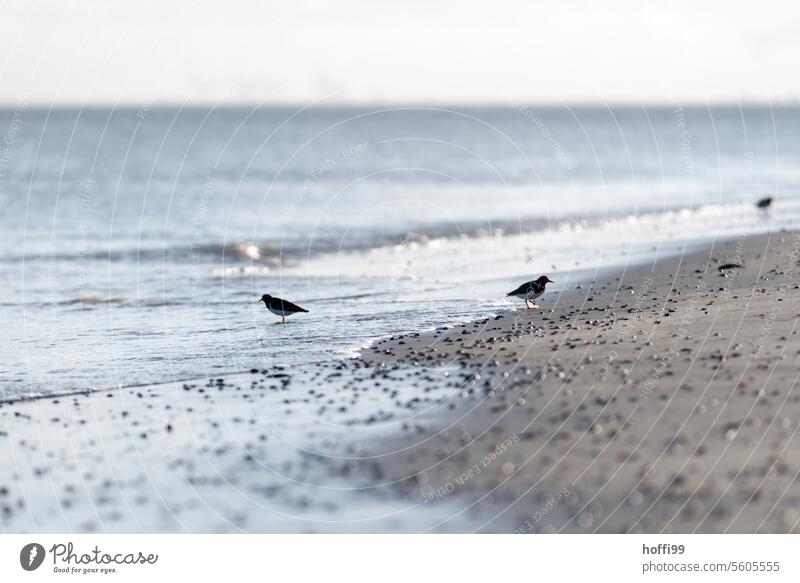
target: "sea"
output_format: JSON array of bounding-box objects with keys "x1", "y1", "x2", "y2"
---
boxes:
[{"x1": 2, "y1": 105, "x2": 799, "y2": 398}]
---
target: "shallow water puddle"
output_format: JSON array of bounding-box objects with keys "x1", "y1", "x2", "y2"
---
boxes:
[{"x1": 0, "y1": 362, "x2": 475, "y2": 532}]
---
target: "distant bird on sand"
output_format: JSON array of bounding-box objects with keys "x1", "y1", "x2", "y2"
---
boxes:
[
  {"x1": 257, "y1": 294, "x2": 308, "y2": 323},
  {"x1": 507, "y1": 276, "x2": 554, "y2": 309},
  {"x1": 756, "y1": 196, "x2": 773, "y2": 209}
]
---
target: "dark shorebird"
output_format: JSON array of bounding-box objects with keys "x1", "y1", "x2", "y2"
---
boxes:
[
  {"x1": 756, "y1": 196, "x2": 773, "y2": 209},
  {"x1": 507, "y1": 276, "x2": 553, "y2": 309},
  {"x1": 257, "y1": 294, "x2": 308, "y2": 323}
]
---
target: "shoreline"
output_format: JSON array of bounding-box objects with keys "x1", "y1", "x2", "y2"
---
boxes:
[
  {"x1": 0, "y1": 237, "x2": 702, "y2": 406},
  {"x1": 0, "y1": 213, "x2": 773, "y2": 401},
  {"x1": 3, "y1": 230, "x2": 800, "y2": 532},
  {"x1": 351, "y1": 229, "x2": 800, "y2": 532}
]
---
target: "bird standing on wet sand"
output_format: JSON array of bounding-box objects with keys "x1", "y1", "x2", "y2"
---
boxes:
[
  {"x1": 257, "y1": 294, "x2": 309, "y2": 323},
  {"x1": 507, "y1": 276, "x2": 554, "y2": 309}
]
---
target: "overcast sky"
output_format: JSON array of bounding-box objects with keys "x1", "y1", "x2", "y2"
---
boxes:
[{"x1": 2, "y1": 0, "x2": 798, "y2": 105}]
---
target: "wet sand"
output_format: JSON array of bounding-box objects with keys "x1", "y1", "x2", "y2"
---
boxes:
[
  {"x1": 358, "y1": 230, "x2": 800, "y2": 532},
  {"x1": 3, "y1": 231, "x2": 800, "y2": 532}
]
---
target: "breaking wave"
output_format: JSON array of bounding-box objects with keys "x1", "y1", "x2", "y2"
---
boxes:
[{"x1": 5, "y1": 199, "x2": 790, "y2": 275}]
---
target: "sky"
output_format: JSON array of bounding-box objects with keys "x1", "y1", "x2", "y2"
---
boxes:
[{"x1": 1, "y1": 0, "x2": 799, "y2": 105}]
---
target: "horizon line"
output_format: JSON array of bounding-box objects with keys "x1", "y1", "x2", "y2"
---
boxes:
[{"x1": 1, "y1": 99, "x2": 799, "y2": 111}]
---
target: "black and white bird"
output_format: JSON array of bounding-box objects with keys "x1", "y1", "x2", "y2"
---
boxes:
[
  {"x1": 257, "y1": 294, "x2": 309, "y2": 323},
  {"x1": 506, "y1": 276, "x2": 554, "y2": 309}
]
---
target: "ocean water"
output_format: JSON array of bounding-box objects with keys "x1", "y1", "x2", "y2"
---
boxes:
[{"x1": 1, "y1": 105, "x2": 799, "y2": 397}]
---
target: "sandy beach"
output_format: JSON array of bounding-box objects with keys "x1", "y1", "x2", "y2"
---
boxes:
[
  {"x1": 358, "y1": 230, "x2": 800, "y2": 533},
  {"x1": 3, "y1": 231, "x2": 800, "y2": 533}
]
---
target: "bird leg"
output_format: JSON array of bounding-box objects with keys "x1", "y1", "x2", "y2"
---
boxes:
[
  {"x1": 282, "y1": 314, "x2": 286, "y2": 324},
  {"x1": 524, "y1": 299, "x2": 531, "y2": 309}
]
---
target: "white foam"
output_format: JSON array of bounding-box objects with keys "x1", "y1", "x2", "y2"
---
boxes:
[{"x1": 293, "y1": 201, "x2": 785, "y2": 284}]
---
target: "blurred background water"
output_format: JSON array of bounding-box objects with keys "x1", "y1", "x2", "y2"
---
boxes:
[{"x1": 1, "y1": 105, "x2": 799, "y2": 396}]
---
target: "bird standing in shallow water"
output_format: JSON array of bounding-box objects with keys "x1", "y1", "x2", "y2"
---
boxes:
[
  {"x1": 507, "y1": 276, "x2": 553, "y2": 309},
  {"x1": 257, "y1": 294, "x2": 308, "y2": 323}
]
